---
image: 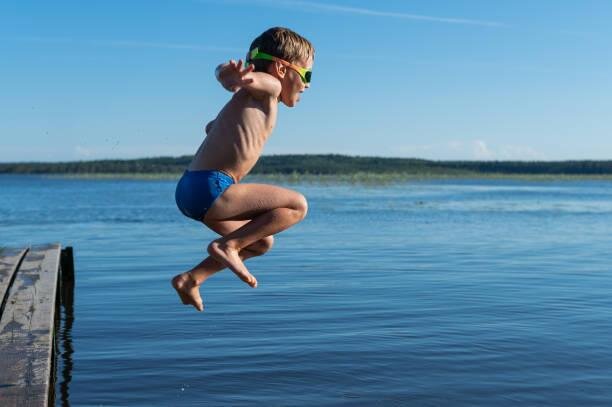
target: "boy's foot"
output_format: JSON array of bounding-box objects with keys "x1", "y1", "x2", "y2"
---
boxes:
[
  {"x1": 208, "y1": 240, "x2": 258, "y2": 288},
  {"x1": 171, "y1": 272, "x2": 204, "y2": 312}
]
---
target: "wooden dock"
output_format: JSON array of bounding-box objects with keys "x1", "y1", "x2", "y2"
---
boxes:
[{"x1": 0, "y1": 244, "x2": 74, "y2": 407}]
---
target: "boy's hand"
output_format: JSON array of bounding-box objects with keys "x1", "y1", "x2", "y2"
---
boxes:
[{"x1": 216, "y1": 59, "x2": 255, "y2": 92}]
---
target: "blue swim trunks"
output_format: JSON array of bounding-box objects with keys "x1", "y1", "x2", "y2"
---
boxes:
[{"x1": 175, "y1": 169, "x2": 235, "y2": 221}]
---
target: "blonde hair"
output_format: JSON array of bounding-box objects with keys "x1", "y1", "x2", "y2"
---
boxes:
[{"x1": 248, "y1": 27, "x2": 314, "y2": 72}]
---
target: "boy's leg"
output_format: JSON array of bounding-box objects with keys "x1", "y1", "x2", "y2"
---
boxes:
[
  {"x1": 172, "y1": 219, "x2": 273, "y2": 311},
  {"x1": 203, "y1": 183, "x2": 308, "y2": 284},
  {"x1": 177, "y1": 238, "x2": 272, "y2": 282},
  {"x1": 188, "y1": 218, "x2": 275, "y2": 285},
  {"x1": 172, "y1": 238, "x2": 272, "y2": 311},
  {"x1": 172, "y1": 183, "x2": 306, "y2": 312}
]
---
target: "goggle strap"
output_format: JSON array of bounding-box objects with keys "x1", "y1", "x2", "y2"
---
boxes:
[{"x1": 247, "y1": 47, "x2": 312, "y2": 84}]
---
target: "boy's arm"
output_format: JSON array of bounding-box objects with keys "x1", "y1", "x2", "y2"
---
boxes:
[{"x1": 215, "y1": 60, "x2": 281, "y2": 99}]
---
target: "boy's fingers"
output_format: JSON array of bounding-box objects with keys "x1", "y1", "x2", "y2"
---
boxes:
[
  {"x1": 236, "y1": 59, "x2": 243, "y2": 70},
  {"x1": 241, "y1": 64, "x2": 255, "y2": 76}
]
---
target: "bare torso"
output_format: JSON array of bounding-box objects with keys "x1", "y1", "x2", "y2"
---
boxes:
[{"x1": 188, "y1": 89, "x2": 278, "y2": 182}]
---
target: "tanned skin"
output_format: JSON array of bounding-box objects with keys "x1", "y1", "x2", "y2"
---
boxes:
[{"x1": 172, "y1": 55, "x2": 313, "y2": 311}]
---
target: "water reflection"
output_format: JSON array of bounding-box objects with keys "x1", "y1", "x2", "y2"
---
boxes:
[{"x1": 56, "y1": 266, "x2": 75, "y2": 406}]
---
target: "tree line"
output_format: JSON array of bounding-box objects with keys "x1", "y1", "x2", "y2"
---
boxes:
[{"x1": 1, "y1": 154, "x2": 611, "y2": 175}]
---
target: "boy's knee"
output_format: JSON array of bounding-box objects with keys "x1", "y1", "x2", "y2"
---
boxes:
[
  {"x1": 249, "y1": 235, "x2": 274, "y2": 255},
  {"x1": 260, "y1": 235, "x2": 275, "y2": 253},
  {"x1": 293, "y1": 194, "x2": 308, "y2": 221}
]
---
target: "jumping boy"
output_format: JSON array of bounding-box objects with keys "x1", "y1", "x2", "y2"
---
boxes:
[{"x1": 172, "y1": 27, "x2": 314, "y2": 311}]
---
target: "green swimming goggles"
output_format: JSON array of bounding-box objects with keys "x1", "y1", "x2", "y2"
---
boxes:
[{"x1": 246, "y1": 47, "x2": 312, "y2": 84}]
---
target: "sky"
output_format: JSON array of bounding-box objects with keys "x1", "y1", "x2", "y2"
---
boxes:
[{"x1": 1, "y1": 0, "x2": 611, "y2": 162}]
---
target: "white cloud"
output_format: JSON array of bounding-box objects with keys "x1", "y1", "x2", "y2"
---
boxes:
[
  {"x1": 473, "y1": 140, "x2": 495, "y2": 160},
  {"x1": 398, "y1": 139, "x2": 544, "y2": 161},
  {"x1": 18, "y1": 36, "x2": 242, "y2": 53},
  {"x1": 397, "y1": 143, "x2": 435, "y2": 155},
  {"x1": 74, "y1": 145, "x2": 92, "y2": 158},
  {"x1": 67, "y1": 144, "x2": 196, "y2": 160},
  {"x1": 234, "y1": 0, "x2": 506, "y2": 27},
  {"x1": 499, "y1": 145, "x2": 547, "y2": 160},
  {"x1": 447, "y1": 141, "x2": 463, "y2": 152}
]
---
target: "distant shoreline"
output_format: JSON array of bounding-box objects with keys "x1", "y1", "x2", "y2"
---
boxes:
[
  {"x1": 1, "y1": 154, "x2": 612, "y2": 182},
  {"x1": 6, "y1": 172, "x2": 612, "y2": 183}
]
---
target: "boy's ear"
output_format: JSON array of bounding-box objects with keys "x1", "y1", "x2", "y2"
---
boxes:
[{"x1": 272, "y1": 61, "x2": 287, "y2": 79}]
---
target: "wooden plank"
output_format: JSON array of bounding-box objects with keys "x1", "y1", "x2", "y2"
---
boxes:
[
  {"x1": 0, "y1": 244, "x2": 61, "y2": 407},
  {"x1": 0, "y1": 248, "x2": 28, "y2": 314}
]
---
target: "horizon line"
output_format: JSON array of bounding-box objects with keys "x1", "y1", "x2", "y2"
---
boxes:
[{"x1": 1, "y1": 154, "x2": 611, "y2": 165}]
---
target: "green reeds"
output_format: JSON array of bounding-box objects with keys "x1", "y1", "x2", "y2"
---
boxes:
[{"x1": 43, "y1": 171, "x2": 612, "y2": 183}]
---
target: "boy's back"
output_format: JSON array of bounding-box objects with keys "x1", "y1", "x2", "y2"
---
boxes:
[{"x1": 189, "y1": 87, "x2": 279, "y2": 183}]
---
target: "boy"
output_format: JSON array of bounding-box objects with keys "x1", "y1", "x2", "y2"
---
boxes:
[{"x1": 172, "y1": 27, "x2": 314, "y2": 311}]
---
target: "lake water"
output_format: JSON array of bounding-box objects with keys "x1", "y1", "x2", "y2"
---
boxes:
[{"x1": 1, "y1": 175, "x2": 612, "y2": 406}]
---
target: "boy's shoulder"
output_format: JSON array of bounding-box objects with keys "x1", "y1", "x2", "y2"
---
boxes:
[
  {"x1": 226, "y1": 86, "x2": 279, "y2": 115},
  {"x1": 242, "y1": 71, "x2": 282, "y2": 101},
  {"x1": 216, "y1": 61, "x2": 281, "y2": 101}
]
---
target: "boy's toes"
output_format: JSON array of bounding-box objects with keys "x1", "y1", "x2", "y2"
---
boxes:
[{"x1": 233, "y1": 270, "x2": 258, "y2": 288}]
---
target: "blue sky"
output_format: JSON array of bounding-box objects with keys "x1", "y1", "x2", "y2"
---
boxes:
[{"x1": 1, "y1": 0, "x2": 611, "y2": 162}]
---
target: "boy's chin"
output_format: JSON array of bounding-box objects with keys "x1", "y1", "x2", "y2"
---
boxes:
[{"x1": 281, "y1": 96, "x2": 299, "y2": 108}]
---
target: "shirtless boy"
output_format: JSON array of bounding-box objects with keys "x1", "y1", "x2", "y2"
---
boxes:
[{"x1": 172, "y1": 27, "x2": 314, "y2": 311}]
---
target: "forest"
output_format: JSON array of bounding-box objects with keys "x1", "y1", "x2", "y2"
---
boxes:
[{"x1": 1, "y1": 154, "x2": 611, "y2": 176}]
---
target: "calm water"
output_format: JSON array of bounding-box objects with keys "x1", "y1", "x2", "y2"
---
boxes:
[{"x1": 1, "y1": 175, "x2": 612, "y2": 406}]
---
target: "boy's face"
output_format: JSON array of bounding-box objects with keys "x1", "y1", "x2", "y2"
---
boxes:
[{"x1": 277, "y1": 55, "x2": 313, "y2": 108}]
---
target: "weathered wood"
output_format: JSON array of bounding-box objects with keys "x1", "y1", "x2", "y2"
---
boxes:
[
  {"x1": 0, "y1": 244, "x2": 61, "y2": 407},
  {"x1": 0, "y1": 248, "x2": 28, "y2": 314}
]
